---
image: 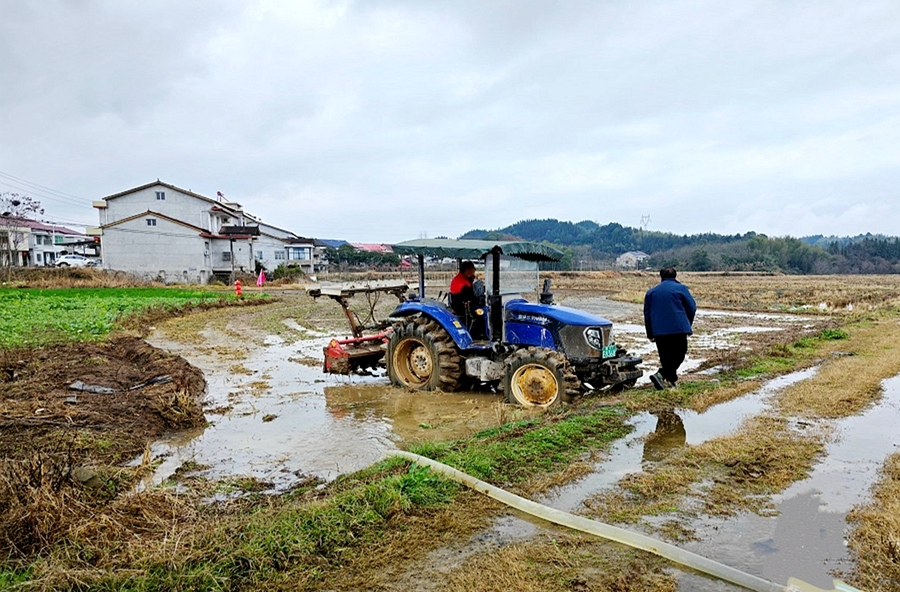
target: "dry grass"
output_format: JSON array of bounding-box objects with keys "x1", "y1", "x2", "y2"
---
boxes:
[
  {"x1": 4, "y1": 267, "x2": 160, "y2": 289},
  {"x1": 846, "y1": 453, "x2": 900, "y2": 592},
  {"x1": 438, "y1": 535, "x2": 677, "y2": 592},
  {"x1": 0, "y1": 440, "x2": 195, "y2": 565},
  {"x1": 777, "y1": 318, "x2": 900, "y2": 418},
  {"x1": 687, "y1": 380, "x2": 763, "y2": 413},
  {"x1": 547, "y1": 271, "x2": 900, "y2": 313},
  {"x1": 689, "y1": 415, "x2": 826, "y2": 499},
  {"x1": 584, "y1": 465, "x2": 701, "y2": 525}
]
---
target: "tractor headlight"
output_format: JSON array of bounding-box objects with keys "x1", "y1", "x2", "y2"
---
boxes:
[{"x1": 584, "y1": 328, "x2": 605, "y2": 350}]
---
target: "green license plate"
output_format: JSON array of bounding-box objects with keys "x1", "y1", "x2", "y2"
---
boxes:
[{"x1": 602, "y1": 344, "x2": 617, "y2": 358}]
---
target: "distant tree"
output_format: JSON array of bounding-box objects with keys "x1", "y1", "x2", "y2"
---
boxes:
[
  {"x1": 687, "y1": 248, "x2": 712, "y2": 271},
  {"x1": 0, "y1": 192, "x2": 44, "y2": 272}
]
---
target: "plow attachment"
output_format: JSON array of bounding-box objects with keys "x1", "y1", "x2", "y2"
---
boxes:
[
  {"x1": 323, "y1": 333, "x2": 389, "y2": 375},
  {"x1": 308, "y1": 280, "x2": 409, "y2": 375}
]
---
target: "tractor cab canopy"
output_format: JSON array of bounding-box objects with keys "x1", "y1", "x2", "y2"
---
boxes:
[
  {"x1": 392, "y1": 239, "x2": 565, "y2": 342},
  {"x1": 391, "y1": 238, "x2": 563, "y2": 263}
]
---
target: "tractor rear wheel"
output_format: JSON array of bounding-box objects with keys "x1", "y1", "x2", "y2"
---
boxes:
[
  {"x1": 503, "y1": 347, "x2": 580, "y2": 408},
  {"x1": 387, "y1": 317, "x2": 463, "y2": 391}
]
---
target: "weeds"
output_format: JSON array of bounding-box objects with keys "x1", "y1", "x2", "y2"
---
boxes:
[
  {"x1": 846, "y1": 453, "x2": 900, "y2": 592},
  {"x1": 9, "y1": 406, "x2": 630, "y2": 590}
]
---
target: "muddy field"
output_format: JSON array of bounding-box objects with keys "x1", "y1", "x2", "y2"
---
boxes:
[{"x1": 3, "y1": 272, "x2": 900, "y2": 591}]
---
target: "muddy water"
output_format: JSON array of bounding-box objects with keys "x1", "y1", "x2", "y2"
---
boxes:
[
  {"x1": 141, "y1": 296, "x2": 819, "y2": 491},
  {"x1": 443, "y1": 370, "x2": 900, "y2": 591},
  {"x1": 558, "y1": 294, "x2": 817, "y2": 382},
  {"x1": 144, "y1": 327, "x2": 510, "y2": 490},
  {"x1": 477, "y1": 368, "x2": 819, "y2": 547},
  {"x1": 679, "y1": 374, "x2": 900, "y2": 591}
]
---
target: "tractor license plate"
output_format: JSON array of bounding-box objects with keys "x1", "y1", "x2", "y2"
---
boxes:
[{"x1": 602, "y1": 345, "x2": 617, "y2": 358}]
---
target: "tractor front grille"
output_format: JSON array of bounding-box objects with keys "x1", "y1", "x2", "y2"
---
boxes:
[{"x1": 559, "y1": 324, "x2": 611, "y2": 358}]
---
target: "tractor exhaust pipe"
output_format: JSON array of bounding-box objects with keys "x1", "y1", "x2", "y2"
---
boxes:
[{"x1": 539, "y1": 278, "x2": 554, "y2": 305}]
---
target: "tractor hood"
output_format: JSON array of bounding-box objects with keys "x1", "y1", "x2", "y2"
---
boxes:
[{"x1": 505, "y1": 300, "x2": 612, "y2": 327}]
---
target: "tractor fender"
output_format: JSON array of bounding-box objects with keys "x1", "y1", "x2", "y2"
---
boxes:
[{"x1": 389, "y1": 300, "x2": 476, "y2": 349}]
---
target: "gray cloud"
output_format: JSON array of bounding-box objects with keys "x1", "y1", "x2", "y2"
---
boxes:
[{"x1": 2, "y1": 0, "x2": 900, "y2": 241}]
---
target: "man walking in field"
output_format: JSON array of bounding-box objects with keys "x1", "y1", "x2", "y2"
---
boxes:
[{"x1": 643, "y1": 267, "x2": 697, "y2": 390}]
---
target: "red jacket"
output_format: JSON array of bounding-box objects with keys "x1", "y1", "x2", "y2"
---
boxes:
[{"x1": 450, "y1": 272, "x2": 472, "y2": 295}]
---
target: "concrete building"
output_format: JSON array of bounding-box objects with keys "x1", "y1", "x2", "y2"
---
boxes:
[
  {"x1": 91, "y1": 181, "x2": 315, "y2": 283},
  {"x1": 0, "y1": 217, "x2": 91, "y2": 267},
  {"x1": 615, "y1": 250, "x2": 650, "y2": 269}
]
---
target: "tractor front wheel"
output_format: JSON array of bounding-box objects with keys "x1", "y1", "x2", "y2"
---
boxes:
[
  {"x1": 387, "y1": 317, "x2": 463, "y2": 391},
  {"x1": 504, "y1": 347, "x2": 580, "y2": 408}
]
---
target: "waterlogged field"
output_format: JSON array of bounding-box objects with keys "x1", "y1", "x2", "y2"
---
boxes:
[
  {"x1": 3, "y1": 273, "x2": 900, "y2": 591},
  {"x1": 0, "y1": 287, "x2": 234, "y2": 347}
]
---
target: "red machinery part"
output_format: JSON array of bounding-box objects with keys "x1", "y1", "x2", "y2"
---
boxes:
[{"x1": 323, "y1": 332, "x2": 390, "y2": 375}]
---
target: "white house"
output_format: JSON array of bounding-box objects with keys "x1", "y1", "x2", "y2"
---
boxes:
[
  {"x1": 615, "y1": 250, "x2": 650, "y2": 269},
  {"x1": 0, "y1": 218, "x2": 91, "y2": 267},
  {"x1": 25, "y1": 220, "x2": 95, "y2": 266},
  {"x1": 91, "y1": 181, "x2": 315, "y2": 283}
]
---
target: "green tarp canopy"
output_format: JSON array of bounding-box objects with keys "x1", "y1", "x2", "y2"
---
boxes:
[{"x1": 391, "y1": 239, "x2": 564, "y2": 262}]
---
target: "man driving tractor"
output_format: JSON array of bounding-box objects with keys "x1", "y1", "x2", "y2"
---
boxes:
[{"x1": 449, "y1": 260, "x2": 485, "y2": 338}]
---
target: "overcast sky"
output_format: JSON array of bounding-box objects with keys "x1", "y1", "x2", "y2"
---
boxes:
[{"x1": 2, "y1": 1, "x2": 899, "y2": 243}]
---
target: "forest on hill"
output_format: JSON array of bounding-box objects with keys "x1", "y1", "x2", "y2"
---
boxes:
[{"x1": 460, "y1": 219, "x2": 900, "y2": 274}]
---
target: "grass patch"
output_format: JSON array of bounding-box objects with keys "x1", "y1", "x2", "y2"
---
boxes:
[
  {"x1": 8, "y1": 407, "x2": 630, "y2": 591},
  {"x1": 846, "y1": 452, "x2": 900, "y2": 592},
  {"x1": 777, "y1": 318, "x2": 900, "y2": 418},
  {"x1": 407, "y1": 406, "x2": 630, "y2": 487},
  {"x1": 0, "y1": 287, "x2": 247, "y2": 348}
]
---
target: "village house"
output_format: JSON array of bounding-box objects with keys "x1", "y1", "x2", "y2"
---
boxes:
[
  {"x1": 615, "y1": 250, "x2": 650, "y2": 269},
  {"x1": 0, "y1": 217, "x2": 92, "y2": 267},
  {"x1": 91, "y1": 181, "x2": 316, "y2": 283}
]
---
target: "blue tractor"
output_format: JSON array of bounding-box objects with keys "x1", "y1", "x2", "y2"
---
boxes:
[{"x1": 384, "y1": 239, "x2": 643, "y2": 408}]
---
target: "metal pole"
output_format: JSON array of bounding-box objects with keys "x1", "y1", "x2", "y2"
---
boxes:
[
  {"x1": 417, "y1": 254, "x2": 425, "y2": 298},
  {"x1": 230, "y1": 238, "x2": 235, "y2": 284},
  {"x1": 490, "y1": 248, "x2": 502, "y2": 342}
]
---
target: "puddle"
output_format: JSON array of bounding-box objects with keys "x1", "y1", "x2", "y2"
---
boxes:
[
  {"x1": 140, "y1": 295, "x2": 824, "y2": 491},
  {"x1": 429, "y1": 368, "x2": 819, "y2": 572},
  {"x1": 440, "y1": 369, "x2": 900, "y2": 591},
  {"x1": 679, "y1": 373, "x2": 900, "y2": 590},
  {"x1": 142, "y1": 327, "x2": 506, "y2": 491},
  {"x1": 559, "y1": 295, "x2": 820, "y2": 385}
]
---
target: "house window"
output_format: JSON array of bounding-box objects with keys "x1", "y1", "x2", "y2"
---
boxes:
[
  {"x1": 274, "y1": 251, "x2": 285, "y2": 260},
  {"x1": 255, "y1": 251, "x2": 263, "y2": 260},
  {"x1": 54, "y1": 236, "x2": 63, "y2": 244},
  {"x1": 222, "y1": 252, "x2": 232, "y2": 262},
  {"x1": 156, "y1": 191, "x2": 165, "y2": 200},
  {"x1": 35, "y1": 236, "x2": 42, "y2": 245},
  {"x1": 288, "y1": 247, "x2": 310, "y2": 260},
  {"x1": 147, "y1": 218, "x2": 157, "y2": 226}
]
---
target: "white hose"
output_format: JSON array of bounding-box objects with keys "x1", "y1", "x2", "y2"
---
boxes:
[{"x1": 393, "y1": 450, "x2": 786, "y2": 592}]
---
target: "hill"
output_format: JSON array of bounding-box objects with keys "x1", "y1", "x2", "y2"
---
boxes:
[{"x1": 459, "y1": 219, "x2": 900, "y2": 274}]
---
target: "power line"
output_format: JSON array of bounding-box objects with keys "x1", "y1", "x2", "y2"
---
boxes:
[
  {"x1": 0, "y1": 170, "x2": 92, "y2": 206},
  {"x1": 0, "y1": 170, "x2": 98, "y2": 227}
]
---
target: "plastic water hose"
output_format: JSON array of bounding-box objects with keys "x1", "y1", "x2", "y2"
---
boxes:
[{"x1": 394, "y1": 450, "x2": 842, "y2": 592}]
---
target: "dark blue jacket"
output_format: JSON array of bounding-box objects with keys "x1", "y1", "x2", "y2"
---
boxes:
[{"x1": 643, "y1": 278, "x2": 696, "y2": 339}]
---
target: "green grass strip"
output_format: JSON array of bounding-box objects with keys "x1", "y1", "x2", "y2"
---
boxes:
[{"x1": 41, "y1": 406, "x2": 629, "y2": 590}]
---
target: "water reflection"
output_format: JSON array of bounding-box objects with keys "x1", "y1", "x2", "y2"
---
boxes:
[{"x1": 643, "y1": 410, "x2": 687, "y2": 463}]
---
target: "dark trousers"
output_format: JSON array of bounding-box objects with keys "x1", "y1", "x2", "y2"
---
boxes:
[{"x1": 655, "y1": 333, "x2": 688, "y2": 384}]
